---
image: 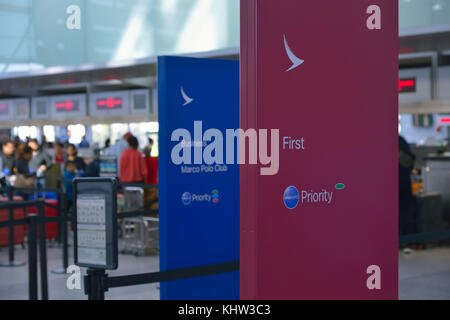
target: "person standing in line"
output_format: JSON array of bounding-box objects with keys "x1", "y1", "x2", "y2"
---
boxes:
[
  {"x1": 143, "y1": 139, "x2": 158, "y2": 185},
  {"x1": 119, "y1": 135, "x2": 148, "y2": 184},
  {"x1": 106, "y1": 132, "x2": 132, "y2": 170},
  {"x1": 103, "y1": 138, "x2": 111, "y2": 152},
  {"x1": 65, "y1": 144, "x2": 87, "y2": 172},
  {"x1": 15, "y1": 146, "x2": 33, "y2": 175},
  {"x1": 12, "y1": 136, "x2": 21, "y2": 150},
  {"x1": 143, "y1": 141, "x2": 158, "y2": 211},
  {"x1": 0, "y1": 140, "x2": 16, "y2": 176},
  {"x1": 63, "y1": 161, "x2": 77, "y2": 210},
  {"x1": 14, "y1": 146, "x2": 35, "y2": 200},
  {"x1": 53, "y1": 142, "x2": 65, "y2": 164},
  {"x1": 78, "y1": 135, "x2": 90, "y2": 148},
  {"x1": 28, "y1": 139, "x2": 51, "y2": 175}
]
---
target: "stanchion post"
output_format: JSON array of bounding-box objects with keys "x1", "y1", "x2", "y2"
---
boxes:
[
  {"x1": 56, "y1": 180, "x2": 62, "y2": 244},
  {"x1": 52, "y1": 183, "x2": 69, "y2": 274},
  {"x1": 62, "y1": 191, "x2": 68, "y2": 270},
  {"x1": 0, "y1": 186, "x2": 25, "y2": 267},
  {"x1": 85, "y1": 268, "x2": 107, "y2": 300},
  {"x1": 28, "y1": 214, "x2": 38, "y2": 300},
  {"x1": 38, "y1": 201, "x2": 48, "y2": 300},
  {"x1": 8, "y1": 187, "x2": 14, "y2": 262}
]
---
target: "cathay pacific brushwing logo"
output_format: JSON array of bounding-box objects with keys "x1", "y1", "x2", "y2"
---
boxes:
[
  {"x1": 180, "y1": 86, "x2": 194, "y2": 106},
  {"x1": 283, "y1": 34, "x2": 304, "y2": 72}
]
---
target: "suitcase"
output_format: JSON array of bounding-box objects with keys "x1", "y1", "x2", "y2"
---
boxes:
[
  {"x1": 26, "y1": 199, "x2": 59, "y2": 240},
  {"x1": 0, "y1": 197, "x2": 26, "y2": 247}
]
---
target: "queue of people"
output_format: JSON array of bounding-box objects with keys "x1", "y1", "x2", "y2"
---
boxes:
[
  {"x1": 0, "y1": 139, "x2": 87, "y2": 178},
  {"x1": 0, "y1": 133, "x2": 158, "y2": 201}
]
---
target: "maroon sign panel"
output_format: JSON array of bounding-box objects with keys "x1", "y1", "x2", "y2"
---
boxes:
[{"x1": 240, "y1": 0, "x2": 398, "y2": 299}]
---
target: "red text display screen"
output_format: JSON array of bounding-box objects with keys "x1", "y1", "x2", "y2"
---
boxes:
[
  {"x1": 96, "y1": 97, "x2": 123, "y2": 110},
  {"x1": 55, "y1": 100, "x2": 80, "y2": 112},
  {"x1": 399, "y1": 78, "x2": 416, "y2": 93},
  {"x1": 0, "y1": 103, "x2": 9, "y2": 116}
]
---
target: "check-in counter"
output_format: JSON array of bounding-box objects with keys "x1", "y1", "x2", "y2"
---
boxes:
[{"x1": 423, "y1": 154, "x2": 450, "y2": 223}]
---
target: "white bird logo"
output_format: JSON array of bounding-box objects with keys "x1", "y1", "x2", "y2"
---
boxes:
[
  {"x1": 283, "y1": 34, "x2": 304, "y2": 72},
  {"x1": 180, "y1": 86, "x2": 194, "y2": 106}
]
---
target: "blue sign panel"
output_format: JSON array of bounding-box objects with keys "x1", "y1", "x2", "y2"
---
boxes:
[{"x1": 158, "y1": 56, "x2": 239, "y2": 300}]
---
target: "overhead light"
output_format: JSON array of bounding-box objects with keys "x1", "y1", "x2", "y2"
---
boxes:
[{"x1": 432, "y1": 4, "x2": 442, "y2": 11}]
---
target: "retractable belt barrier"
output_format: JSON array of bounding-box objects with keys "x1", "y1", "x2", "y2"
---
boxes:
[
  {"x1": 81, "y1": 181, "x2": 237, "y2": 300},
  {"x1": 0, "y1": 187, "x2": 60, "y2": 194},
  {"x1": 118, "y1": 209, "x2": 158, "y2": 219},
  {"x1": 399, "y1": 230, "x2": 450, "y2": 245},
  {"x1": 0, "y1": 200, "x2": 46, "y2": 300},
  {"x1": 84, "y1": 261, "x2": 240, "y2": 300},
  {"x1": 107, "y1": 261, "x2": 240, "y2": 288},
  {"x1": 0, "y1": 186, "x2": 159, "y2": 300},
  {"x1": 0, "y1": 182, "x2": 70, "y2": 276},
  {"x1": 0, "y1": 197, "x2": 78, "y2": 299},
  {"x1": 118, "y1": 182, "x2": 158, "y2": 189},
  {"x1": 80, "y1": 180, "x2": 240, "y2": 300}
]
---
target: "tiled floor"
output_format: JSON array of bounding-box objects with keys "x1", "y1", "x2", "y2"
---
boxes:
[
  {"x1": 1, "y1": 241, "x2": 450, "y2": 300},
  {"x1": 0, "y1": 241, "x2": 160, "y2": 300},
  {"x1": 399, "y1": 246, "x2": 450, "y2": 300}
]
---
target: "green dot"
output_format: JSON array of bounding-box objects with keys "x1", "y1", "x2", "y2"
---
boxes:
[{"x1": 335, "y1": 183, "x2": 345, "y2": 190}]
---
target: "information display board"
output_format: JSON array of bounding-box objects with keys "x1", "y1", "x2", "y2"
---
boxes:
[
  {"x1": 399, "y1": 68, "x2": 431, "y2": 103},
  {"x1": 438, "y1": 66, "x2": 450, "y2": 100},
  {"x1": 158, "y1": 56, "x2": 240, "y2": 300},
  {"x1": 151, "y1": 88, "x2": 158, "y2": 117},
  {"x1": 130, "y1": 89, "x2": 151, "y2": 115},
  {"x1": 0, "y1": 100, "x2": 13, "y2": 121},
  {"x1": 74, "y1": 178, "x2": 118, "y2": 270},
  {"x1": 31, "y1": 97, "x2": 50, "y2": 119},
  {"x1": 49, "y1": 94, "x2": 87, "y2": 119},
  {"x1": 241, "y1": 0, "x2": 398, "y2": 299},
  {"x1": 89, "y1": 90, "x2": 130, "y2": 117},
  {"x1": 13, "y1": 98, "x2": 30, "y2": 120}
]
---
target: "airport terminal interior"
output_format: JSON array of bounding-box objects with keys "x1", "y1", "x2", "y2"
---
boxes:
[{"x1": 1, "y1": 0, "x2": 450, "y2": 300}]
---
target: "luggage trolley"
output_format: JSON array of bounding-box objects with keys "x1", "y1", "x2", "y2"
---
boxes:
[{"x1": 120, "y1": 187, "x2": 159, "y2": 256}]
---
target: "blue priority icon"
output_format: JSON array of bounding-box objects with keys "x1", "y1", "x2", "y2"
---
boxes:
[
  {"x1": 181, "y1": 192, "x2": 192, "y2": 205},
  {"x1": 283, "y1": 186, "x2": 299, "y2": 210}
]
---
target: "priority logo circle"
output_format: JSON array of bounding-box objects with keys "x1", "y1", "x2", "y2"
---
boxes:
[
  {"x1": 283, "y1": 186, "x2": 299, "y2": 210},
  {"x1": 181, "y1": 192, "x2": 192, "y2": 205}
]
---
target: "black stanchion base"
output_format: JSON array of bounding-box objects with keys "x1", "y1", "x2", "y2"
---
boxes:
[
  {"x1": 0, "y1": 260, "x2": 26, "y2": 267},
  {"x1": 51, "y1": 267, "x2": 67, "y2": 274}
]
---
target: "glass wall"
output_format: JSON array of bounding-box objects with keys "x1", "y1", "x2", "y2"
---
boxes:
[
  {"x1": 1, "y1": 0, "x2": 449, "y2": 75},
  {"x1": 400, "y1": 0, "x2": 450, "y2": 29},
  {"x1": 0, "y1": 0, "x2": 239, "y2": 74}
]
